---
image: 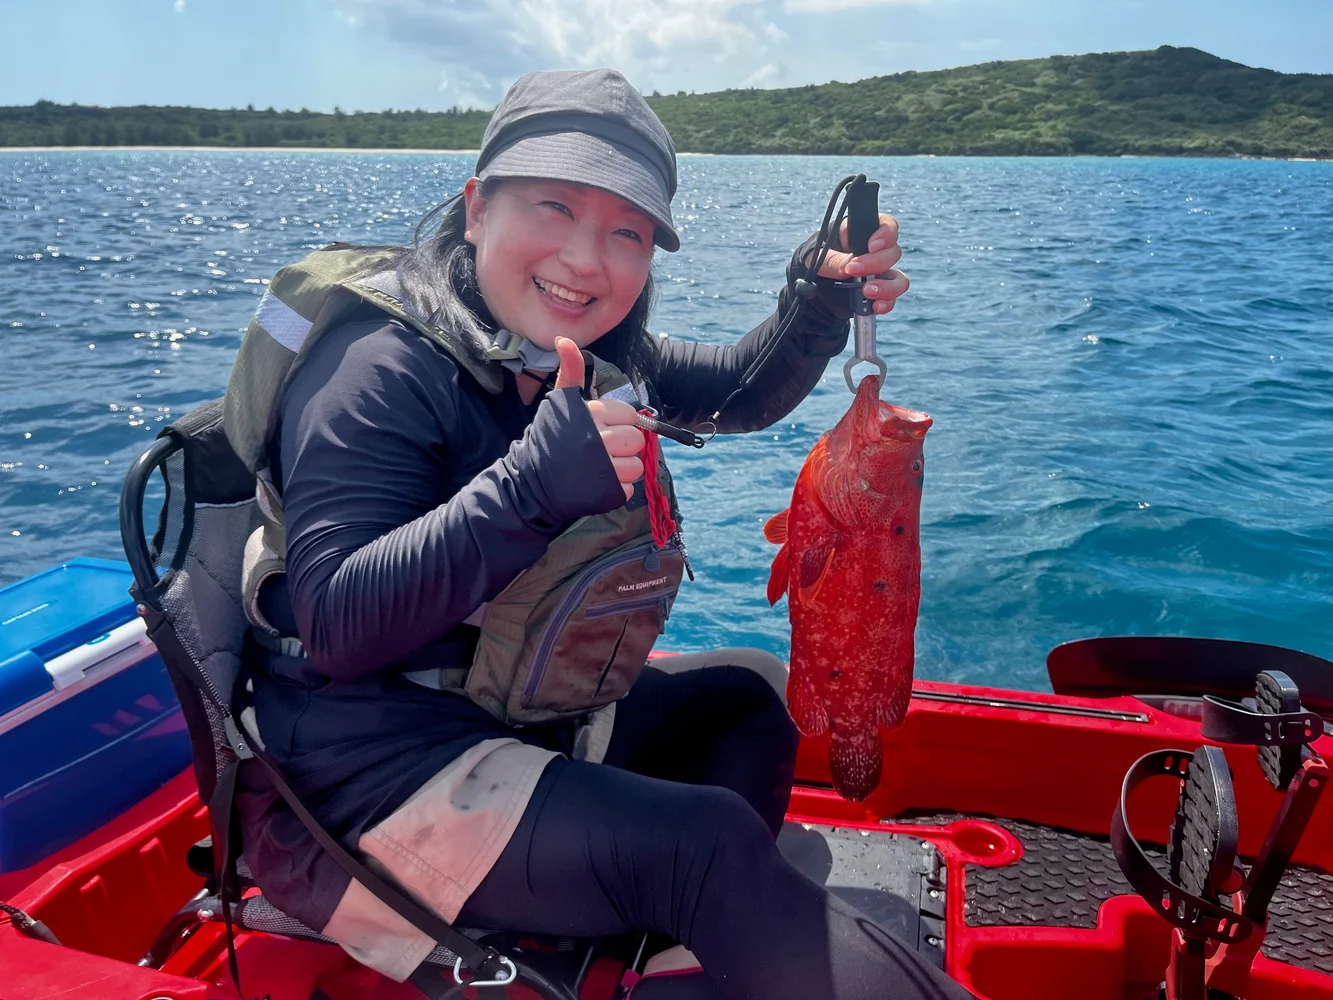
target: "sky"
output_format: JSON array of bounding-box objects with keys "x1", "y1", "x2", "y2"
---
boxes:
[{"x1": 2, "y1": 0, "x2": 1330, "y2": 113}]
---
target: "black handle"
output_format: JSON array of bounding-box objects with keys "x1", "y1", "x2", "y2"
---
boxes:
[{"x1": 846, "y1": 175, "x2": 880, "y2": 257}]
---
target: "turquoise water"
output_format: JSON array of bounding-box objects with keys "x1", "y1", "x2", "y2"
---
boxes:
[{"x1": 2, "y1": 151, "x2": 1331, "y2": 692}]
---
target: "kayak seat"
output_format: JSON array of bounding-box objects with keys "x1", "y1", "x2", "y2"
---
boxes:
[
  {"x1": 144, "y1": 888, "x2": 491, "y2": 973},
  {"x1": 119, "y1": 398, "x2": 590, "y2": 999}
]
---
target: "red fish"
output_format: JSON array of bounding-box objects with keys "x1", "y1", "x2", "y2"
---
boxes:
[{"x1": 765, "y1": 373, "x2": 932, "y2": 802}]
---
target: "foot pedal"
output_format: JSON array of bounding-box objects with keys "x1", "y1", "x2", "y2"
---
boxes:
[
  {"x1": 1168, "y1": 747, "x2": 1239, "y2": 903},
  {"x1": 1111, "y1": 748, "x2": 1252, "y2": 943},
  {"x1": 1123, "y1": 670, "x2": 1328, "y2": 1000},
  {"x1": 1201, "y1": 669, "x2": 1320, "y2": 790},
  {"x1": 1255, "y1": 671, "x2": 1303, "y2": 789}
]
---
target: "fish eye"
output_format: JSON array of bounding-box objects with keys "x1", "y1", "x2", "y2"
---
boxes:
[{"x1": 910, "y1": 460, "x2": 922, "y2": 474}]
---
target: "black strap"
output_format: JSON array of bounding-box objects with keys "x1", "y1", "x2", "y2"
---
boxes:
[
  {"x1": 240, "y1": 743, "x2": 505, "y2": 980},
  {"x1": 209, "y1": 756, "x2": 245, "y2": 994},
  {"x1": 0, "y1": 902, "x2": 62, "y2": 946},
  {"x1": 135, "y1": 597, "x2": 506, "y2": 984}
]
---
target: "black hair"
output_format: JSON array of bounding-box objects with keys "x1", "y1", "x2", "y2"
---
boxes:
[{"x1": 355, "y1": 179, "x2": 659, "y2": 387}]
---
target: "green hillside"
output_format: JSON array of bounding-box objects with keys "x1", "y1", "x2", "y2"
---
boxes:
[{"x1": 2, "y1": 47, "x2": 1330, "y2": 158}]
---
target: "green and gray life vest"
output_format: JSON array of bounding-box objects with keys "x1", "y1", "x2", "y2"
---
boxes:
[{"x1": 224, "y1": 245, "x2": 686, "y2": 727}]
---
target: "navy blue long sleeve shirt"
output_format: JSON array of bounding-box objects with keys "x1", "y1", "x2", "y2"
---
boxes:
[{"x1": 238, "y1": 237, "x2": 853, "y2": 929}]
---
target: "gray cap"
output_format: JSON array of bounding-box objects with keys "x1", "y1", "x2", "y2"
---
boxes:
[{"x1": 476, "y1": 68, "x2": 680, "y2": 252}]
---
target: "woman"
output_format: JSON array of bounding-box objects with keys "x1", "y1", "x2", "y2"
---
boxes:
[{"x1": 234, "y1": 68, "x2": 968, "y2": 1000}]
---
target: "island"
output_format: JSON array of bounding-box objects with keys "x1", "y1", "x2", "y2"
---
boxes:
[{"x1": 2, "y1": 47, "x2": 1329, "y2": 159}]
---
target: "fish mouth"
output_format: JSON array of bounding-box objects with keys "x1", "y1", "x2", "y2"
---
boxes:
[
  {"x1": 840, "y1": 373, "x2": 932, "y2": 443},
  {"x1": 878, "y1": 403, "x2": 932, "y2": 440}
]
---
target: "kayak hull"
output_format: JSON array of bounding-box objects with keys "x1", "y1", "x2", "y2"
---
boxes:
[{"x1": 3, "y1": 676, "x2": 1332, "y2": 999}]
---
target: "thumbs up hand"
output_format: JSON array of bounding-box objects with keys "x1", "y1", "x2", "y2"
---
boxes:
[{"x1": 553, "y1": 337, "x2": 643, "y2": 502}]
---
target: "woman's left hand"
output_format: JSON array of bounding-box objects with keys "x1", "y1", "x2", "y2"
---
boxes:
[{"x1": 811, "y1": 213, "x2": 909, "y2": 316}]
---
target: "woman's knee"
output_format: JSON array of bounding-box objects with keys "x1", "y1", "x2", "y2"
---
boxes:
[
  {"x1": 724, "y1": 648, "x2": 790, "y2": 702},
  {"x1": 654, "y1": 647, "x2": 790, "y2": 704},
  {"x1": 733, "y1": 666, "x2": 800, "y2": 761},
  {"x1": 671, "y1": 785, "x2": 776, "y2": 893}
]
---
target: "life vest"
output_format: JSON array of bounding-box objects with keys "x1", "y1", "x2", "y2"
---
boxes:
[{"x1": 223, "y1": 244, "x2": 687, "y2": 727}]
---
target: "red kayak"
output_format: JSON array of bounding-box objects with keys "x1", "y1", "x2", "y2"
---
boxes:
[
  {"x1": 3, "y1": 648, "x2": 1330, "y2": 1000},
  {"x1": 3, "y1": 415, "x2": 1331, "y2": 1000}
]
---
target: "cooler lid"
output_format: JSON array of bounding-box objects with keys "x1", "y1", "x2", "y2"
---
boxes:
[{"x1": 0, "y1": 558, "x2": 138, "y2": 716}]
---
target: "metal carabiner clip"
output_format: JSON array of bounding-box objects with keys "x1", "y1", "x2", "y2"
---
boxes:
[{"x1": 454, "y1": 955, "x2": 518, "y2": 988}]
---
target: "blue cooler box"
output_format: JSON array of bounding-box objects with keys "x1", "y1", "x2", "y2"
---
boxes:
[{"x1": 0, "y1": 557, "x2": 193, "y2": 873}]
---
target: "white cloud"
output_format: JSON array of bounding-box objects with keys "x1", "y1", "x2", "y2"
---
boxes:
[
  {"x1": 437, "y1": 66, "x2": 497, "y2": 110},
  {"x1": 959, "y1": 37, "x2": 1002, "y2": 52},
  {"x1": 742, "y1": 62, "x2": 782, "y2": 87},
  {"x1": 328, "y1": 0, "x2": 789, "y2": 99},
  {"x1": 784, "y1": 0, "x2": 929, "y2": 11},
  {"x1": 323, "y1": 0, "x2": 939, "y2": 103},
  {"x1": 174, "y1": 0, "x2": 186, "y2": 11}
]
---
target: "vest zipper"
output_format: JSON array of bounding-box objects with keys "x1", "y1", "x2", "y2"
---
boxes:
[
  {"x1": 583, "y1": 593, "x2": 672, "y2": 622},
  {"x1": 670, "y1": 530, "x2": 694, "y2": 581}
]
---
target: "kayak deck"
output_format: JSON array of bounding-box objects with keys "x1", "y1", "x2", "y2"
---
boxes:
[{"x1": 3, "y1": 679, "x2": 1332, "y2": 999}]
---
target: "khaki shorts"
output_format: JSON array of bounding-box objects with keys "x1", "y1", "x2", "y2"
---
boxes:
[{"x1": 319, "y1": 648, "x2": 787, "y2": 981}]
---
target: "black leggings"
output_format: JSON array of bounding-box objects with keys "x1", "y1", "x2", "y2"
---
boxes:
[{"x1": 458, "y1": 653, "x2": 973, "y2": 1000}]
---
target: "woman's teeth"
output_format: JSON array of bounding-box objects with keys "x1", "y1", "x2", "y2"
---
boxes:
[{"x1": 534, "y1": 277, "x2": 593, "y2": 305}]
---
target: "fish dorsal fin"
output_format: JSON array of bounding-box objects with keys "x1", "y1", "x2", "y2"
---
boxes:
[
  {"x1": 763, "y1": 509, "x2": 789, "y2": 544},
  {"x1": 796, "y1": 537, "x2": 836, "y2": 603},
  {"x1": 767, "y1": 544, "x2": 791, "y2": 606}
]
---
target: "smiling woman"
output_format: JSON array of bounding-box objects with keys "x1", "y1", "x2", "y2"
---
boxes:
[
  {"x1": 214, "y1": 66, "x2": 948, "y2": 1000},
  {"x1": 464, "y1": 178, "x2": 657, "y2": 373}
]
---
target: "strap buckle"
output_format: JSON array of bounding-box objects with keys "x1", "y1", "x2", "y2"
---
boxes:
[
  {"x1": 223, "y1": 715, "x2": 255, "y2": 760},
  {"x1": 454, "y1": 954, "x2": 517, "y2": 988}
]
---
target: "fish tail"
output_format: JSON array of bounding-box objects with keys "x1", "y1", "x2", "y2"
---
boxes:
[{"x1": 828, "y1": 726, "x2": 883, "y2": 804}]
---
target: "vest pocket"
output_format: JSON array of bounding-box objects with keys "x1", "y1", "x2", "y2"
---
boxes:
[
  {"x1": 584, "y1": 593, "x2": 672, "y2": 620},
  {"x1": 517, "y1": 543, "x2": 682, "y2": 718}
]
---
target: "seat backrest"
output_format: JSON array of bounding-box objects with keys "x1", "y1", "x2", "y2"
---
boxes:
[
  {"x1": 121, "y1": 400, "x2": 549, "y2": 992},
  {"x1": 120, "y1": 397, "x2": 261, "y2": 805}
]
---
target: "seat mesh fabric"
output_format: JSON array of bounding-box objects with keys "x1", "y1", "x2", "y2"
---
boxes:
[{"x1": 156, "y1": 498, "x2": 261, "y2": 782}]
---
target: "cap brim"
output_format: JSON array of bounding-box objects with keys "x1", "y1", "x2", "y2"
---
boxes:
[{"x1": 478, "y1": 132, "x2": 680, "y2": 252}]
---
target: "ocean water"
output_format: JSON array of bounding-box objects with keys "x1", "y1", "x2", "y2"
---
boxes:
[{"x1": 2, "y1": 151, "x2": 1331, "y2": 692}]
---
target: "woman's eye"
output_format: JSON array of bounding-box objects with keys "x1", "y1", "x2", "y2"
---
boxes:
[
  {"x1": 541, "y1": 201, "x2": 573, "y2": 218},
  {"x1": 617, "y1": 228, "x2": 645, "y2": 244}
]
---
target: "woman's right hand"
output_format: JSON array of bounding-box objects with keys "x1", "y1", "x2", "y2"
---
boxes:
[{"x1": 553, "y1": 337, "x2": 643, "y2": 501}]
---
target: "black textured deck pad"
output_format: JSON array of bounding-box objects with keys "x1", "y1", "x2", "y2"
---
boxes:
[
  {"x1": 1264, "y1": 865, "x2": 1333, "y2": 974},
  {"x1": 777, "y1": 823, "x2": 948, "y2": 968},
  {"x1": 901, "y1": 813, "x2": 1333, "y2": 976}
]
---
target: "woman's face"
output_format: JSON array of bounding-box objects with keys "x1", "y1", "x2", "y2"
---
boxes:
[{"x1": 464, "y1": 177, "x2": 656, "y2": 350}]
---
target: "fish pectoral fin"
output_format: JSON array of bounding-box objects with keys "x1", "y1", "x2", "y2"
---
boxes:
[
  {"x1": 874, "y1": 687, "x2": 911, "y2": 730},
  {"x1": 766, "y1": 544, "x2": 791, "y2": 606},
  {"x1": 763, "y1": 508, "x2": 790, "y2": 545},
  {"x1": 787, "y1": 673, "x2": 829, "y2": 736},
  {"x1": 795, "y1": 537, "x2": 837, "y2": 603}
]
